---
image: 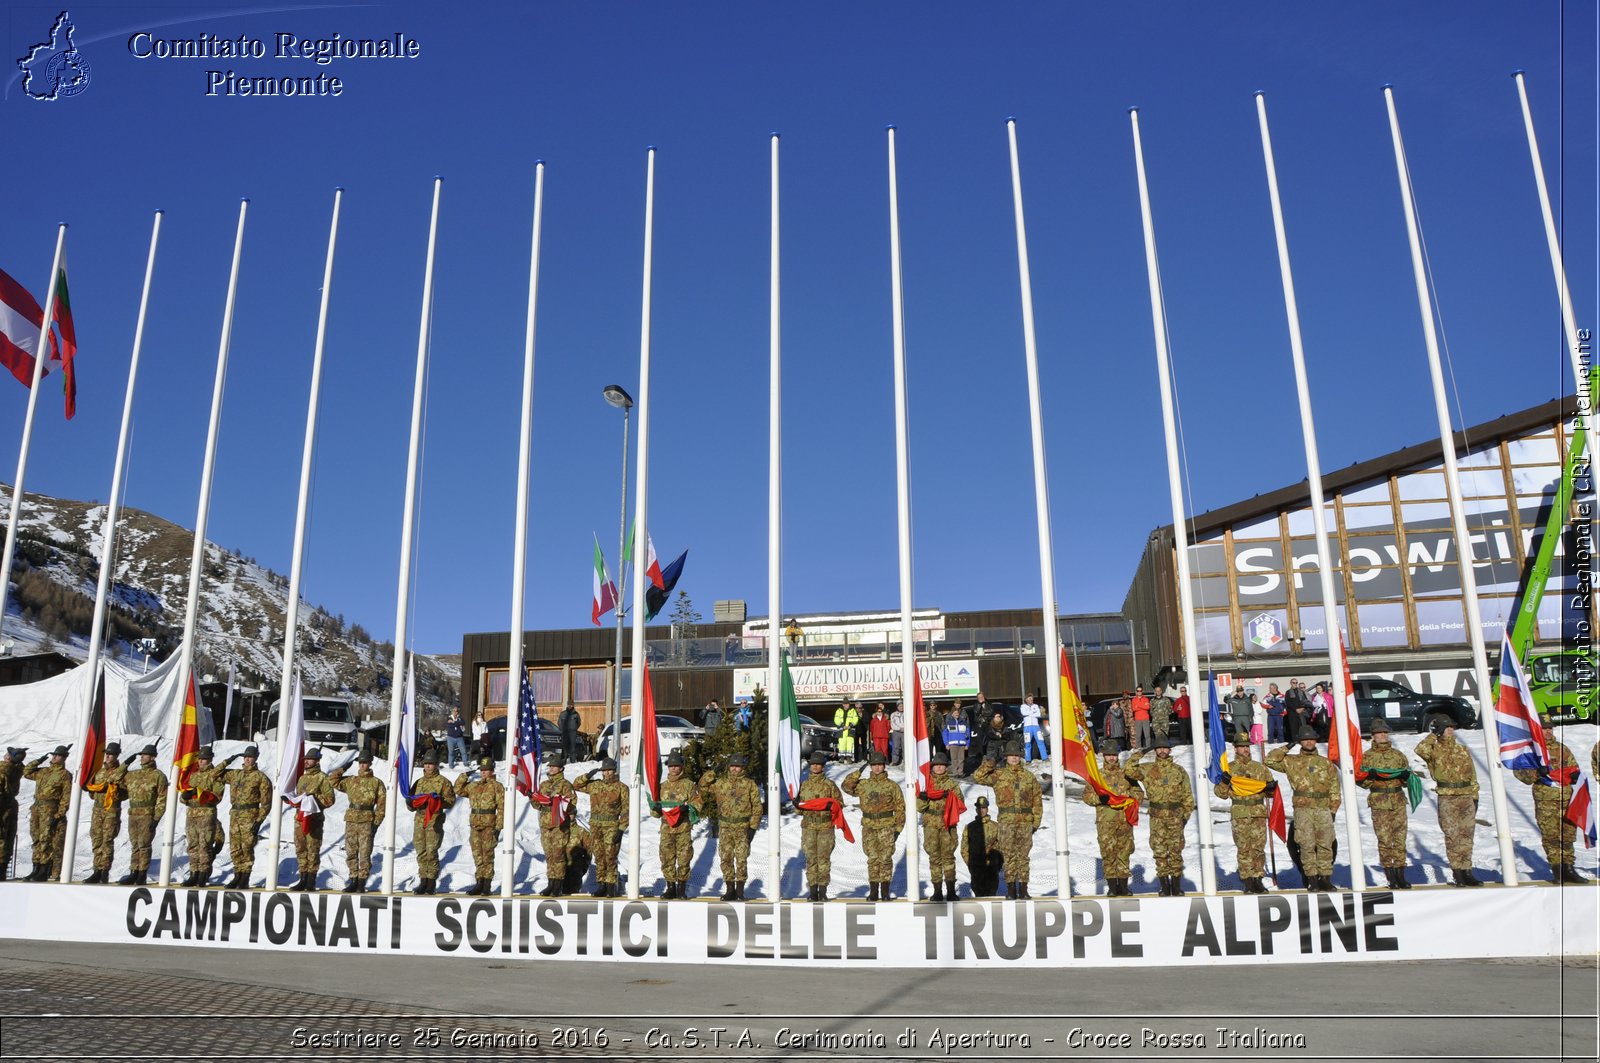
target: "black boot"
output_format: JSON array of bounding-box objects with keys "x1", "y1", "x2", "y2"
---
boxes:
[
  {"x1": 465, "y1": 879, "x2": 483, "y2": 896},
  {"x1": 1156, "y1": 876, "x2": 1172, "y2": 897},
  {"x1": 591, "y1": 881, "x2": 608, "y2": 898},
  {"x1": 414, "y1": 878, "x2": 430, "y2": 895},
  {"x1": 1006, "y1": 881, "x2": 1019, "y2": 899},
  {"x1": 1560, "y1": 863, "x2": 1587, "y2": 884},
  {"x1": 929, "y1": 882, "x2": 943, "y2": 902},
  {"x1": 118, "y1": 869, "x2": 142, "y2": 885},
  {"x1": 480, "y1": 879, "x2": 494, "y2": 895},
  {"x1": 680, "y1": 881, "x2": 693, "y2": 899},
  {"x1": 355, "y1": 877, "x2": 368, "y2": 894},
  {"x1": 878, "y1": 882, "x2": 892, "y2": 901},
  {"x1": 945, "y1": 878, "x2": 957, "y2": 901},
  {"x1": 1167, "y1": 876, "x2": 1185, "y2": 897},
  {"x1": 663, "y1": 881, "x2": 679, "y2": 899},
  {"x1": 344, "y1": 879, "x2": 361, "y2": 893},
  {"x1": 540, "y1": 881, "x2": 558, "y2": 897},
  {"x1": 1393, "y1": 868, "x2": 1411, "y2": 890},
  {"x1": 1016, "y1": 882, "x2": 1029, "y2": 899},
  {"x1": 736, "y1": 881, "x2": 748, "y2": 900},
  {"x1": 721, "y1": 883, "x2": 737, "y2": 901},
  {"x1": 815, "y1": 885, "x2": 827, "y2": 903}
]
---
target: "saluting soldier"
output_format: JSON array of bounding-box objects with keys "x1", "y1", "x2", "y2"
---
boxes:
[
  {"x1": 23, "y1": 745, "x2": 72, "y2": 881},
  {"x1": 290, "y1": 749, "x2": 336, "y2": 891},
  {"x1": 1356, "y1": 718, "x2": 1416, "y2": 890},
  {"x1": 961, "y1": 795, "x2": 1003, "y2": 897},
  {"x1": 651, "y1": 750, "x2": 701, "y2": 898},
  {"x1": 221, "y1": 745, "x2": 272, "y2": 889},
  {"x1": 1215, "y1": 730, "x2": 1275, "y2": 894},
  {"x1": 844, "y1": 750, "x2": 904, "y2": 901},
  {"x1": 83, "y1": 742, "x2": 128, "y2": 883},
  {"x1": 530, "y1": 755, "x2": 577, "y2": 897},
  {"x1": 971, "y1": 740, "x2": 1043, "y2": 898},
  {"x1": 702, "y1": 753, "x2": 763, "y2": 900},
  {"x1": 118, "y1": 744, "x2": 167, "y2": 885},
  {"x1": 916, "y1": 751, "x2": 963, "y2": 901},
  {"x1": 1266, "y1": 723, "x2": 1342, "y2": 892},
  {"x1": 1084, "y1": 748, "x2": 1144, "y2": 896},
  {"x1": 0, "y1": 747, "x2": 24, "y2": 880},
  {"x1": 181, "y1": 747, "x2": 227, "y2": 887},
  {"x1": 454, "y1": 754, "x2": 505, "y2": 895},
  {"x1": 1123, "y1": 735, "x2": 1195, "y2": 896},
  {"x1": 406, "y1": 751, "x2": 456, "y2": 895},
  {"x1": 330, "y1": 750, "x2": 387, "y2": 893},
  {"x1": 573, "y1": 757, "x2": 631, "y2": 897},
  {"x1": 1513, "y1": 728, "x2": 1587, "y2": 884},
  {"x1": 1413, "y1": 717, "x2": 1481, "y2": 887},
  {"x1": 795, "y1": 751, "x2": 847, "y2": 902}
]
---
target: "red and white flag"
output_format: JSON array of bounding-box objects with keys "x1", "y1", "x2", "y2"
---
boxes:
[
  {"x1": 591, "y1": 534, "x2": 619, "y2": 625},
  {"x1": 908, "y1": 666, "x2": 932, "y2": 796},
  {"x1": 1326, "y1": 633, "x2": 1365, "y2": 779},
  {"x1": 0, "y1": 259, "x2": 77, "y2": 417}
]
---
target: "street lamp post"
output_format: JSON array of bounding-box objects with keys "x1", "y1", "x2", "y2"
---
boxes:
[{"x1": 604, "y1": 384, "x2": 635, "y2": 744}]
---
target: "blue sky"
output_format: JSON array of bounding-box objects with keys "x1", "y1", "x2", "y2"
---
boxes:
[{"x1": 2, "y1": 1, "x2": 1595, "y2": 655}]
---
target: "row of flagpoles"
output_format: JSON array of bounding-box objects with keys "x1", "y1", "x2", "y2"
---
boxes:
[{"x1": 2, "y1": 72, "x2": 1589, "y2": 895}]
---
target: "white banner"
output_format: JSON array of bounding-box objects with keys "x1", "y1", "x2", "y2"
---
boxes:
[
  {"x1": 0, "y1": 883, "x2": 1591, "y2": 968},
  {"x1": 734, "y1": 660, "x2": 981, "y2": 704}
]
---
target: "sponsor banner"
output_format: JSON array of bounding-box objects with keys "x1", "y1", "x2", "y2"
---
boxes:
[
  {"x1": 734, "y1": 660, "x2": 980, "y2": 704},
  {"x1": 0, "y1": 883, "x2": 1591, "y2": 968}
]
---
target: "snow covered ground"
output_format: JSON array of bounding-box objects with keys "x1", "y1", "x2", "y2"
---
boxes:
[{"x1": 8, "y1": 725, "x2": 1598, "y2": 895}]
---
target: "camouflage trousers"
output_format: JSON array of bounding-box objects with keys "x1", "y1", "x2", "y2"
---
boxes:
[
  {"x1": 1149, "y1": 811, "x2": 1188, "y2": 876},
  {"x1": 1534, "y1": 796, "x2": 1576, "y2": 868},
  {"x1": 718, "y1": 820, "x2": 751, "y2": 883},
  {"x1": 996, "y1": 819, "x2": 1034, "y2": 883},
  {"x1": 1152, "y1": 707, "x2": 1171, "y2": 740},
  {"x1": 590, "y1": 822, "x2": 623, "y2": 884},
  {"x1": 230, "y1": 812, "x2": 264, "y2": 874},
  {"x1": 295, "y1": 813, "x2": 324, "y2": 876},
  {"x1": 186, "y1": 809, "x2": 222, "y2": 877},
  {"x1": 1231, "y1": 816, "x2": 1267, "y2": 878},
  {"x1": 1295, "y1": 807, "x2": 1336, "y2": 876},
  {"x1": 414, "y1": 811, "x2": 446, "y2": 877},
  {"x1": 802, "y1": 824, "x2": 835, "y2": 888},
  {"x1": 542, "y1": 823, "x2": 572, "y2": 886},
  {"x1": 344, "y1": 816, "x2": 378, "y2": 878},
  {"x1": 0, "y1": 802, "x2": 15, "y2": 875},
  {"x1": 1096, "y1": 815, "x2": 1134, "y2": 878},
  {"x1": 89, "y1": 807, "x2": 122, "y2": 872},
  {"x1": 30, "y1": 805, "x2": 65, "y2": 877},
  {"x1": 659, "y1": 828, "x2": 693, "y2": 881},
  {"x1": 860, "y1": 825, "x2": 897, "y2": 882},
  {"x1": 127, "y1": 810, "x2": 157, "y2": 872},
  {"x1": 1436, "y1": 795, "x2": 1476, "y2": 870},
  {"x1": 468, "y1": 824, "x2": 496, "y2": 878},
  {"x1": 923, "y1": 819, "x2": 957, "y2": 881},
  {"x1": 1370, "y1": 805, "x2": 1410, "y2": 867}
]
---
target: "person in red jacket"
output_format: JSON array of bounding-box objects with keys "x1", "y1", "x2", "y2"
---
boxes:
[
  {"x1": 1173, "y1": 684, "x2": 1192, "y2": 744},
  {"x1": 867, "y1": 703, "x2": 892, "y2": 759},
  {"x1": 1130, "y1": 687, "x2": 1153, "y2": 752}
]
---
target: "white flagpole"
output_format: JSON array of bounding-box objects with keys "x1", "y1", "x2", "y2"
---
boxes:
[
  {"x1": 625, "y1": 148, "x2": 656, "y2": 901},
  {"x1": 1128, "y1": 110, "x2": 1218, "y2": 896},
  {"x1": 1005, "y1": 119, "x2": 1071, "y2": 896},
  {"x1": 1254, "y1": 94, "x2": 1366, "y2": 891},
  {"x1": 886, "y1": 127, "x2": 924, "y2": 900},
  {"x1": 0, "y1": 224, "x2": 67, "y2": 640},
  {"x1": 263, "y1": 189, "x2": 343, "y2": 890},
  {"x1": 766, "y1": 133, "x2": 784, "y2": 895},
  {"x1": 381, "y1": 178, "x2": 444, "y2": 896},
  {"x1": 159, "y1": 200, "x2": 249, "y2": 889},
  {"x1": 58, "y1": 212, "x2": 161, "y2": 882},
  {"x1": 501, "y1": 161, "x2": 545, "y2": 899},
  {"x1": 1382, "y1": 87, "x2": 1518, "y2": 885}
]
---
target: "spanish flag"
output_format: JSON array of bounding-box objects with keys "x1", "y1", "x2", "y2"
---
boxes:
[
  {"x1": 174, "y1": 672, "x2": 200, "y2": 790},
  {"x1": 1059, "y1": 649, "x2": 1139, "y2": 825}
]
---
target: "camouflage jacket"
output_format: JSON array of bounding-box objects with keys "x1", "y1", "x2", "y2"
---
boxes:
[
  {"x1": 652, "y1": 774, "x2": 700, "y2": 833},
  {"x1": 332, "y1": 773, "x2": 387, "y2": 825},
  {"x1": 702, "y1": 772, "x2": 762, "y2": 828},
  {"x1": 534, "y1": 775, "x2": 575, "y2": 831},
  {"x1": 1414, "y1": 734, "x2": 1479, "y2": 799},
  {"x1": 843, "y1": 768, "x2": 904, "y2": 832},
  {"x1": 0, "y1": 759, "x2": 21, "y2": 804},
  {"x1": 1084, "y1": 762, "x2": 1145, "y2": 827},
  {"x1": 455, "y1": 773, "x2": 506, "y2": 825},
  {"x1": 409, "y1": 771, "x2": 456, "y2": 815},
  {"x1": 1265, "y1": 746, "x2": 1342, "y2": 812},
  {"x1": 296, "y1": 766, "x2": 336, "y2": 810},
  {"x1": 1356, "y1": 745, "x2": 1412, "y2": 810},
  {"x1": 970, "y1": 760, "x2": 1042, "y2": 830},
  {"x1": 222, "y1": 766, "x2": 273, "y2": 815},
  {"x1": 1514, "y1": 741, "x2": 1576, "y2": 807},
  {"x1": 121, "y1": 765, "x2": 169, "y2": 820},
  {"x1": 184, "y1": 764, "x2": 228, "y2": 809},
  {"x1": 1213, "y1": 756, "x2": 1273, "y2": 820},
  {"x1": 1122, "y1": 755, "x2": 1194, "y2": 817},
  {"x1": 916, "y1": 768, "x2": 962, "y2": 824},
  {"x1": 85, "y1": 761, "x2": 129, "y2": 814},
  {"x1": 573, "y1": 773, "x2": 631, "y2": 825},
  {"x1": 23, "y1": 763, "x2": 72, "y2": 814}
]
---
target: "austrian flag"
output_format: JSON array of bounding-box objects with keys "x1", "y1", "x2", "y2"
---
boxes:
[{"x1": 0, "y1": 257, "x2": 77, "y2": 418}]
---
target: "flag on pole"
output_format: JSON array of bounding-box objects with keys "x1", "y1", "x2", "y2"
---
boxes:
[
  {"x1": 909, "y1": 666, "x2": 933, "y2": 796},
  {"x1": 47, "y1": 251, "x2": 76, "y2": 419},
  {"x1": 1059, "y1": 649, "x2": 1138, "y2": 824},
  {"x1": 774, "y1": 652, "x2": 803, "y2": 800},
  {"x1": 77, "y1": 670, "x2": 107, "y2": 789},
  {"x1": 1566, "y1": 768, "x2": 1597, "y2": 849},
  {"x1": 511, "y1": 674, "x2": 542, "y2": 796},
  {"x1": 1326, "y1": 634, "x2": 1365, "y2": 778},
  {"x1": 623, "y1": 521, "x2": 665, "y2": 589},
  {"x1": 1267, "y1": 785, "x2": 1288, "y2": 842},
  {"x1": 395, "y1": 659, "x2": 416, "y2": 805},
  {"x1": 1494, "y1": 634, "x2": 1549, "y2": 772},
  {"x1": 0, "y1": 261, "x2": 76, "y2": 415},
  {"x1": 591, "y1": 534, "x2": 619, "y2": 625},
  {"x1": 1205, "y1": 676, "x2": 1228, "y2": 785},
  {"x1": 274, "y1": 671, "x2": 307, "y2": 798},
  {"x1": 634, "y1": 653, "x2": 661, "y2": 802},
  {"x1": 644, "y1": 549, "x2": 688, "y2": 622},
  {"x1": 174, "y1": 671, "x2": 201, "y2": 790}
]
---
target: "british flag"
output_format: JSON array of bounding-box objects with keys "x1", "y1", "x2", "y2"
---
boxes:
[
  {"x1": 1494, "y1": 635, "x2": 1549, "y2": 773},
  {"x1": 1567, "y1": 768, "x2": 1598, "y2": 850},
  {"x1": 511, "y1": 676, "x2": 542, "y2": 796}
]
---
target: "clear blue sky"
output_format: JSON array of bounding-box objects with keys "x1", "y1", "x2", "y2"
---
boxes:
[{"x1": 2, "y1": 1, "x2": 1595, "y2": 655}]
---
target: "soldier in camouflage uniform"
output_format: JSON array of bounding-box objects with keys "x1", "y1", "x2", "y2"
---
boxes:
[
  {"x1": 330, "y1": 751, "x2": 387, "y2": 893},
  {"x1": 1215, "y1": 730, "x2": 1275, "y2": 894},
  {"x1": 702, "y1": 753, "x2": 762, "y2": 900},
  {"x1": 1413, "y1": 718, "x2": 1481, "y2": 887},
  {"x1": 118, "y1": 744, "x2": 167, "y2": 885},
  {"x1": 1149, "y1": 686, "x2": 1175, "y2": 743},
  {"x1": 1266, "y1": 725, "x2": 1342, "y2": 892},
  {"x1": 1123, "y1": 736, "x2": 1195, "y2": 896},
  {"x1": 290, "y1": 749, "x2": 336, "y2": 891},
  {"x1": 82, "y1": 742, "x2": 128, "y2": 883},
  {"x1": 652, "y1": 750, "x2": 700, "y2": 898},
  {"x1": 971, "y1": 740, "x2": 1042, "y2": 898},
  {"x1": 961, "y1": 795, "x2": 1002, "y2": 897},
  {"x1": 917, "y1": 751, "x2": 962, "y2": 901},
  {"x1": 22, "y1": 745, "x2": 71, "y2": 881},
  {"x1": 796, "y1": 751, "x2": 846, "y2": 901},
  {"x1": 0, "y1": 747, "x2": 23, "y2": 881},
  {"x1": 406, "y1": 751, "x2": 455, "y2": 894},
  {"x1": 221, "y1": 745, "x2": 272, "y2": 888},
  {"x1": 1356, "y1": 718, "x2": 1414, "y2": 890},
  {"x1": 532, "y1": 755, "x2": 577, "y2": 897},
  {"x1": 1513, "y1": 730, "x2": 1586, "y2": 884},
  {"x1": 181, "y1": 747, "x2": 228, "y2": 887},
  {"x1": 844, "y1": 751, "x2": 904, "y2": 900},
  {"x1": 454, "y1": 754, "x2": 505, "y2": 895},
  {"x1": 573, "y1": 757, "x2": 631, "y2": 897},
  {"x1": 1084, "y1": 748, "x2": 1143, "y2": 896}
]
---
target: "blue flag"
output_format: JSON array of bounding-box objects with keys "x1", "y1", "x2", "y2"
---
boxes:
[
  {"x1": 395, "y1": 659, "x2": 416, "y2": 805},
  {"x1": 1205, "y1": 675, "x2": 1228, "y2": 785}
]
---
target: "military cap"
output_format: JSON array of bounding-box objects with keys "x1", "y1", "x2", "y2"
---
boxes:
[
  {"x1": 139, "y1": 743, "x2": 158, "y2": 757},
  {"x1": 929, "y1": 751, "x2": 950, "y2": 766},
  {"x1": 1367, "y1": 717, "x2": 1390, "y2": 734},
  {"x1": 1231, "y1": 730, "x2": 1252, "y2": 747},
  {"x1": 478, "y1": 755, "x2": 494, "y2": 768},
  {"x1": 808, "y1": 751, "x2": 829, "y2": 766},
  {"x1": 104, "y1": 742, "x2": 122, "y2": 757},
  {"x1": 51, "y1": 745, "x2": 70, "y2": 758},
  {"x1": 420, "y1": 750, "x2": 440, "y2": 765},
  {"x1": 1153, "y1": 735, "x2": 1172, "y2": 749},
  {"x1": 243, "y1": 745, "x2": 260, "y2": 758},
  {"x1": 1003, "y1": 741, "x2": 1023, "y2": 758},
  {"x1": 302, "y1": 747, "x2": 322, "y2": 760},
  {"x1": 727, "y1": 753, "x2": 748, "y2": 768},
  {"x1": 547, "y1": 754, "x2": 566, "y2": 769},
  {"x1": 665, "y1": 751, "x2": 685, "y2": 767},
  {"x1": 5, "y1": 747, "x2": 24, "y2": 759},
  {"x1": 1295, "y1": 723, "x2": 1320, "y2": 743},
  {"x1": 356, "y1": 750, "x2": 375, "y2": 763},
  {"x1": 975, "y1": 795, "x2": 990, "y2": 806},
  {"x1": 599, "y1": 757, "x2": 618, "y2": 772},
  {"x1": 196, "y1": 746, "x2": 215, "y2": 761}
]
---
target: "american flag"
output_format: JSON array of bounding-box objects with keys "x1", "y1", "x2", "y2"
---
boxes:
[{"x1": 511, "y1": 675, "x2": 542, "y2": 796}]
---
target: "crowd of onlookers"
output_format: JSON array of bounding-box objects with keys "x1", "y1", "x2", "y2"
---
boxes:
[
  {"x1": 823, "y1": 694, "x2": 1052, "y2": 777},
  {"x1": 1095, "y1": 677, "x2": 1342, "y2": 753}
]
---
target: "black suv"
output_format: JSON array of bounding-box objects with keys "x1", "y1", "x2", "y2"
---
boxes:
[{"x1": 1348, "y1": 678, "x2": 1477, "y2": 733}]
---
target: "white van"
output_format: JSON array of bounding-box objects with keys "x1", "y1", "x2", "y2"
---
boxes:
[{"x1": 257, "y1": 696, "x2": 359, "y2": 752}]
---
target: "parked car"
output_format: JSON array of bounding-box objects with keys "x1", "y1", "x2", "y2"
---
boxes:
[
  {"x1": 482, "y1": 715, "x2": 587, "y2": 762},
  {"x1": 800, "y1": 719, "x2": 841, "y2": 760},
  {"x1": 595, "y1": 715, "x2": 703, "y2": 760},
  {"x1": 257, "y1": 696, "x2": 359, "y2": 752},
  {"x1": 1525, "y1": 649, "x2": 1597, "y2": 725},
  {"x1": 1348, "y1": 677, "x2": 1477, "y2": 733}
]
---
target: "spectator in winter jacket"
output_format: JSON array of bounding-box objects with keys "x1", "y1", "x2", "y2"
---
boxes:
[
  {"x1": 1284, "y1": 679, "x2": 1313, "y2": 736},
  {"x1": 867, "y1": 704, "x2": 892, "y2": 760},
  {"x1": 558, "y1": 705, "x2": 582, "y2": 761},
  {"x1": 1173, "y1": 685, "x2": 1192, "y2": 743},
  {"x1": 1129, "y1": 687, "x2": 1152, "y2": 752},
  {"x1": 942, "y1": 704, "x2": 972, "y2": 775},
  {"x1": 889, "y1": 704, "x2": 905, "y2": 764},
  {"x1": 445, "y1": 711, "x2": 468, "y2": 767},
  {"x1": 1262, "y1": 684, "x2": 1287, "y2": 743},
  {"x1": 1103, "y1": 698, "x2": 1127, "y2": 753}
]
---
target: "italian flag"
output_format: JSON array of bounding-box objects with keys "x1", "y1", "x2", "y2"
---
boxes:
[
  {"x1": 775, "y1": 653, "x2": 803, "y2": 799},
  {"x1": 624, "y1": 520, "x2": 666, "y2": 589},
  {"x1": 591, "y1": 534, "x2": 619, "y2": 625},
  {"x1": 634, "y1": 654, "x2": 661, "y2": 801}
]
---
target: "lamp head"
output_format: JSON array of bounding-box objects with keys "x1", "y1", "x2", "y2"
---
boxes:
[{"x1": 602, "y1": 384, "x2": 634, "y2": 410}]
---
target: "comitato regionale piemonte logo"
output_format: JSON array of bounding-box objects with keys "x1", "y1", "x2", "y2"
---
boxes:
[{"x1": 18, "y1": 11, "x2": 91, "y2": 101}]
